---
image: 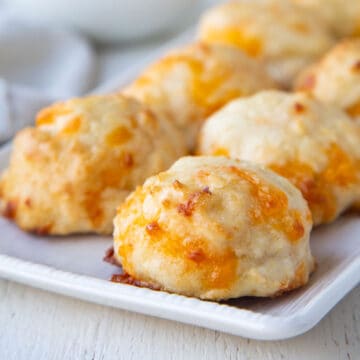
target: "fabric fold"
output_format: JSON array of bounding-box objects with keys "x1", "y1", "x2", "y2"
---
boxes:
[{"x1": 0, "y1": 9, "x2": 97, "y2": 141}]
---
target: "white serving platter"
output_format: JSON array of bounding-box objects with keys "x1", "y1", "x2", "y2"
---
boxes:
[{"x1": 0, "y1": 28, "x2": 359, "y2": 340}]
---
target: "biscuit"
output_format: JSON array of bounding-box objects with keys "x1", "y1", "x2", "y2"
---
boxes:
[
  {"x1": 292, "y1": 0, "x2": 360, "y2": 37},
  {"x1": 198, "y1": 91, "x2": 360, "y2": 225},
  {"x1": 198, "y1": 0, "x2": 334, "y2": 86},
  {"x1": 0, "y1": 94, "x2": 186, "y2": 235},
  {"x1": 113, "y1": 156, "x2": 314, "y2": 300},
  {"x1": 124, "y1": 42, "x2": 276, "y2": 150},
  {"x1": 295, "y1": 39, "x2": 360, "y2": 122}
]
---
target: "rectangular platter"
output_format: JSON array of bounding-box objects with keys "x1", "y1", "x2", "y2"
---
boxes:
[{"x1": 0, "y1": 28, "x2": 359, "y2": 340}]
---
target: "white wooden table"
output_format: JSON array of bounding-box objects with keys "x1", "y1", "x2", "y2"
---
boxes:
[{"x1": 0, "y1": 279, "x2": 358, "y2": 359}]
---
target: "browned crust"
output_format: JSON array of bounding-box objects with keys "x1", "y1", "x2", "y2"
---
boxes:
[
  {"x1": 29, "y1": 224, "x2": 53, "y2": 236},
  {"x1": 111, "y1": 272, "x2": 161, "y2": 291},
  {"x1": 177, "y1": 186, "x2": 212, "y2": 217},
  {"x1": 293, "y1": 102, "x2": 306, "y2": 114},
  {"x1": 2, "y1": 200, "x2": 17, "y2": 219},
  {"x1": 103, "y1": 247, "x2": 121, "y2": 266},
  {"x1": 351, "y1": 60, "x2": 360, "y2": 72}
]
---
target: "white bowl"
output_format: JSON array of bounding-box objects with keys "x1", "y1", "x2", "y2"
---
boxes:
[{"x1": 5, "y1": 0, "x2": 200, "y2": 43}]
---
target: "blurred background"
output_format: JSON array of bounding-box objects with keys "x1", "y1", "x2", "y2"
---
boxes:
[{"x1": 0, "y1": 0, "x2": 219, "y2": 141}]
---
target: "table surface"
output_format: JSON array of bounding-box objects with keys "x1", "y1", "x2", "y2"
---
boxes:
[
  {"x1": 1, "y1": 2, "x2": 359, "y2": 358},
  {"x1": 0, "y1": 279, "x2": 358, "y2": 360}
]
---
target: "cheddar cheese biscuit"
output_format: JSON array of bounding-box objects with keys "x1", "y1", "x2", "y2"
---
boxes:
[
  {"x1": 198, "y1": 91, "x2": 360, "y2": 225},
  {"x1": 198, "y1": 0, "x2": 334, "y2": 86},
  {"x1": 124, "y1": 42, "x2": 276, "y2": 150},
  {"x1": 0, "y1": 94, "x2": 186, "y2": 234},
  {"x1": 113, "y1": 156, "x2": 314, "y2": 300}
]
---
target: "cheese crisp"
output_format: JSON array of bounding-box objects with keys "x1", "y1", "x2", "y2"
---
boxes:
[
  {"x1": 113, "y1": 156, "x2": 314, "y2": 300},
  {"x1": 0, "y1": 94, "x2": 186, "y2": 235},
  {"x1": 198, "y1": 91, "x2": 360, "y2": 225},
  {"x1": 124, "y1": 42, "x2": 276, "y2": 150},
  {"x1": 198, "y1": 0, "x2": 334, "y2": 86}
]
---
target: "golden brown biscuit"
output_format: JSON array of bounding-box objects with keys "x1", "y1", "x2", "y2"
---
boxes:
[
  {"x1": 198, "y1": 0, "x2": 335, "y2": 86},
  {"x1": 292, "y1": 0, "x2": 360, "y2": 37},
  {"x1": 0, "y1": 94, "x2": 186, "y2": 235},
  {"x1": 295, "y1": 39, "x2": 360, "y2": 122},
  {"x1": 124, "y1": 42, "x2": 276, "y2": 150},
  {"x1": 113, "y1": 156, "x2": 314, "y2": 300},
  {"x1": 198, "y1": 91, "x2": 360, "y2": 225}
]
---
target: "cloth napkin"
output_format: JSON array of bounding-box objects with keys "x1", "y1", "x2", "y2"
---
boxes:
[{"x1": 0, "y1": 10, "x2": 96, "y2": 142}]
